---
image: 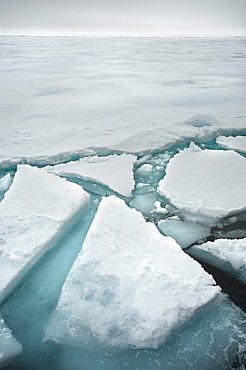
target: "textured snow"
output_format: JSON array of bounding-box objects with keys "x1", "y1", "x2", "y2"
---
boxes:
[
  {"x1": 0, "y1": 37, "x2": 246, "y2": 167},
  {"x1": 158, "y1": 143, "x2": 246, "y2": 226},
  {"x1": 0, "y1": 165, "x2": 91, "y2": 303},
  {"x1": 49, "y1": 154, "x2": 136, "y2": 197},
  {"x1": 45, "y1": 196, "x2": 221, "y2": 351},
  {"x1": 216, "y1": 135, "x2": 246, "y2": 154},
  {"x1": 158, "y1": 219, "x2": 211, "y2": 249},
  {"x1": 0, "y1": 315, "x2": 22, "y2": 367},
  {"x1": 188, "y1": 238, "x2": 246, "y2": 284}
]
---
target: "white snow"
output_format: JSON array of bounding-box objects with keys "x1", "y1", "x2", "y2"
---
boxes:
[
  {"x1": 216, "y1": 135, "x2": 246, "y2": 154},
  {"x1": 0, "y1": 315, "x2": 22, "y2": 367},
  {"x1": 0, "y1": 173, "x2": 11, "y2": 192},
  {"x1": 152, "y1": 201, "x2": 168, "y2": 215},
  {"x1": 158, "y1": 219, "x2": 211, "y2": 249},
  {"x1": 157, "y1": 143, "x2": 246, "y2": 226},
  {"x1": 48, "y1": 153, "x2": 136, "y2": 197},
  {"x1": 0, "y1": 37, "x2": 245, "y2": 167},
  {"x1": 44, "y1": 196, "x2": 221, "y2": 351},
  {"x1": 0, "y1": 165, "x2": 91, "y2": 304},
  {"x1": 188, "y1": 238, "x2": 246, "y2": 284}
]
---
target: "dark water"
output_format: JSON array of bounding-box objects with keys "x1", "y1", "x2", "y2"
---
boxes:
[{"x1": 189, "y1": 256, "x2": 246, "y2": 313}]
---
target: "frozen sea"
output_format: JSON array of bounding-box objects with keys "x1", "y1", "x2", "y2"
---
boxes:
[{"x1": 0, "y1": 35, "x2": 246, "y2": 369}]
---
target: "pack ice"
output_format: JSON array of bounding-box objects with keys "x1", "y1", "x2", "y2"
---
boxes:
[
  {"x1": 49, "y1": 153, "x2": 136, "y2": 198},
  {"x1": 0, "y1": 165, "x2": 90, "y2": 304},
  {"x1": 44, "y1": 196, "x2": 221, "y2": 351},
  {"x1": 0, "y1": 315, "x2": 22, "y2": 367},
  {"x1": 188, "y1": 238, "x2": 246, "y2": 284},
  {"x1": 158, "y1": 143, "x2": 246, "y2": 226}
]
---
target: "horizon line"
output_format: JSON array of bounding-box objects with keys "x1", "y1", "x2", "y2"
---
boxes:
[{"x1": 0, "y1": 32, "x2": 245, "y2": 38}]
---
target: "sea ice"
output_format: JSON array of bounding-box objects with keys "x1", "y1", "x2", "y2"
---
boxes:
[
  {"x1": 158, "y1": 143, "x2": 246, "y2": 226},
  {"x1": 216, "y1": 135, "x2": 246, "y2": 154},
  {"x1": 0, "y1": 165, "x2": 90, "y2": 304},
  {"x1": 48, "y1": 153, "x2": 136, "y2": 198},
  {"x1": 0, "y1": 314, "x2": 22, "y2": 367},
  {"x1": 0, "y1": 173, "x2": 11, "y2": 192},
  {"x1": 129, "y1": 192, "x2": 157, "y2": 216},
  {"x1": 44, "y1": 196, "x2": 221, "y2": 351},
  {"x1": 158, "y1": 218, "x2": 211, "y2": 249},
  {"x1": 188, "y1": 238, "x2": 246, "y2": 284}
]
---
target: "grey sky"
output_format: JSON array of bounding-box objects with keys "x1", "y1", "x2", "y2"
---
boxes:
[{"x1": 0, "y1": 0, "x2": 245, "y2": 36}]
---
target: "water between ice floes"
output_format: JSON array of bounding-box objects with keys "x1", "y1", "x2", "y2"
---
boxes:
[{"x1": 0, "y1": 138, "x2": 246, "y2": 369}]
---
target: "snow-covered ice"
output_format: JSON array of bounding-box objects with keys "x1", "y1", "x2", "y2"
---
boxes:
[
  {"x1": 188, "y1": 238, "x2": 246, "y2": 284},
  {"x1": 158, "y1": 218, "x2": 211, "y2": 249},
  {"x1": 0, "y1": 35, "x2": 245, "y2": 368},
  {"x1": 44, "y1": 196, "x2": 221, "y2": 351},
  {"x1": 0, "y1": 314, "x2": 22, "y2": 367},
  {"x1": 158, "y1": 143, "x2": 246, "y2": 226},
  {"x1": 216, "y1": 135, "x2": 246, "y2": 154},
  {"x1": 0, "y1": 165, "x2": 90, "y2": 303},
  {"x1": 48, "y1": 153, "x2": 136, "y2": 197},
  {"x1": 1, "y1": 37, "x2": 246, "y2": 167}
]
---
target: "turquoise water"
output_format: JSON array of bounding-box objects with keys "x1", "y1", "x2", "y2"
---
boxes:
[{"x1": 1, "y1": 136, "x2": 246, "y2": 369}]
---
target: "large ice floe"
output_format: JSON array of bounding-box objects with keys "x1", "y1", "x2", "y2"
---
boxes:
[
  {"x1": 0, "y1": 315, "x2": 22, "y2": 368},
  {"x1": 44, "y1": 196, "x2": 221, "y2": 351},
  {"x1": 0, "y1": 165, "x2": 90, "y2": 304},
  {"x1": 216, "y1": 135, "x2": 246, "y2": 154},
  {"x1": 158, "y1": 142, "x2": 246, "y2": 226},
  {"x1": 188, "y1": 238, "x2": 246, "y2": 285},
  {"x1": 48, "y1": 153, "x2": 136, "y2": 198}
]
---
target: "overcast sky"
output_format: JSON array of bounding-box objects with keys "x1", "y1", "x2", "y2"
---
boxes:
[{"x1": 0, "y1": 0, "x2": 245, "y2": 36}]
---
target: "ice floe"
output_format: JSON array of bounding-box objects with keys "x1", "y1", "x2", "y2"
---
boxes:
[
  {"x1": 188, "y1": 238, "x2": 246, "y2": 284},
  {"x1": 48, "y1": 153, "x2": 136, "y2": 198},
  {"x1": 0, "y1": 315, "x2": 22, "y2": 368},
  {"x1": 0, "y1": 165, "x2": 90, "y2": 303},
  {"x1": 158, "y1": 143, "x2": 246, "y2": 226},
  {"x1": 216, "y1": 135, "x2": 246, "y2": 154},
  {"x1": 44, "y1": 196, "x2": 221, "y2": 351},
  {"x1": 158, "y1": 218, "x2": 211, "y2": 249}
]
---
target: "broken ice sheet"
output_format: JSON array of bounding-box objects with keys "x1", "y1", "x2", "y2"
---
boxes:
[
  {"x1": 44, "y1": 196, "x2": 221, "y2": 351},
  {"x1": 0, "y1": 314, "x2": 22, "y2": 367},
  {"x1": 158, "y1": 143, "x2": 246, "y2": 226},
  {"x1": 48, "y1": 153, "x2": 137, "y2": 198},
  {"x1": 188, "y1": 238, "x2": 246, "y2": 284},
  {"x1": 216, "y1": 135, "x2": 246, "y2": 154},
  {"x1": 158, "y1": 218, "x2": 211, "y2": 249},
  {"x1": 0, "y1": 164, "x2": 90, "y2": 304}
]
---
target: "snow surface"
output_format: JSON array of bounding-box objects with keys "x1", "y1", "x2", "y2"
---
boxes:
[
  {"x1": 48, "y1": 153, "x2": 136, "y2": 197},
  {"x1": 216, "y1": 135, "x2": 246, "y2": 154},
  {"x1": 188, "y1": 238, "x2": 246, "y2": 284},
  {"x1": 0, "y1": 37, "x2": 246, "y2": 167},
  {"x1": 0, "y1": 315, "x2": 22, "y2": 367},
  {"x1": 45, "y1": 196, "x2": 221, "y2": 351},
  {"x1": 0, "y1": 165, "x2": 90, "y2": 303},
  {"x1": 158, "y1": 218, "x2": 211, "y2": 249},
  {"x1": 158, "y1": 143, "x2": 246, "y2": 226}
]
